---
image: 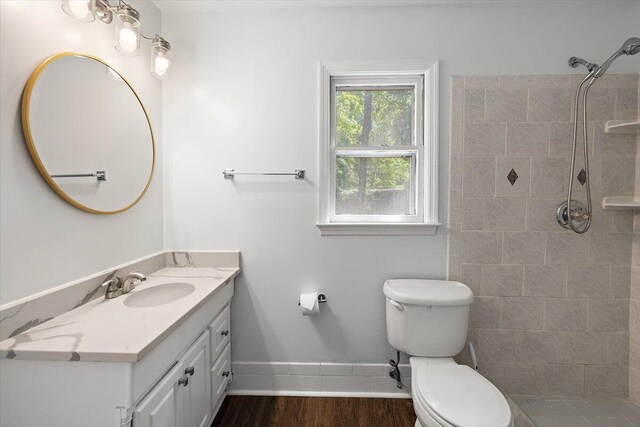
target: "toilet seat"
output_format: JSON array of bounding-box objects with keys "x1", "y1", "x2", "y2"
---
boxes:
[{"x1": 412, "y1": 361, "x2": 512, "y2": 427}]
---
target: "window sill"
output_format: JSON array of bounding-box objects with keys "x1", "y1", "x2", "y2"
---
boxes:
[{"x1": 316, "y1": 223, "x2": 440, "y2": 236}]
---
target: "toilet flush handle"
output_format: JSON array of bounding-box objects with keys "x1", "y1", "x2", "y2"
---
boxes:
[{"x1": 389, "y1": 299, "x2": 404, "y2": 311}]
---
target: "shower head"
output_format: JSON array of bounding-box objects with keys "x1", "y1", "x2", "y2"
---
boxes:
[
  {"x1": 621, "y1": 37, "x2": 640, "y2": 55},
  {"x1": 593, "y1": 36, "x2": 640, "y2": 78}
]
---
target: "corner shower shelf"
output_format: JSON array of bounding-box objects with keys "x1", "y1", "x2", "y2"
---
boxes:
[
  {"x1": 604, "y1": 119, "x2": 640, "y2": 134},
  {"x1": 602, "y1": 196, "x2": 640, "y2": 210}
]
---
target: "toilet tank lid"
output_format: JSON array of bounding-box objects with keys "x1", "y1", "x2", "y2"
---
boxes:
[{"x1": 383, "y1": 279, "x2": 474, "y2": 306}]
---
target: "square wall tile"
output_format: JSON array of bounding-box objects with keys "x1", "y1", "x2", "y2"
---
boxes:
[
  {"x1": 543, "y1": 364, "x2": 585, "y2": 397},
  {"x1": 485, "y1": 88, "x2": 528, "y2": 122},
  {"x1": 501, "y1": 297, "x2": 544, "y2": 330},
  {"x1": 585, "y1": 365, "x2": 628, "y2": 398},
  {"x1": 545, "y1": 232, "x2": 589, "y2": 265},
  {"x1": 588, "y1": 232, "x2": 632, "y2": 267},
  {"x1": 601, "y1": 156, "x2": 635, "y2": 197},
  {"x1": 544, "y1": 299, "x2": 588, "y2": 331},
  {"x1": 523, "y1": 265, "x2": 567, "y2": 297},
  {"x1": 461, "y1": 231, "x2": 503, "y2": 264},
  {"x1": 464, "y1": 123, "x2": 506, "y2": 156},
  {"x1": 587, "y1": 299, "x2": 629, "y2": 332},
  {"x1": 585, "y1": 87, "x2": 616, "y2": 121},
  {"x1": 462, "y1": 198, "x2": 484, "y2": 230},
  {"x1": 469, "y1": 296, "x2": 502, "y2": 328},
  {"x1": 506, "y1": 122, "x2": 550, "y2": 156},
  {"x1": 525, "y1": 198, "x2": 565, "y2": 232},
  {"x1": 530, "y1": 157, "x2": 566, "y2": 198},
  {"x1": 528, "y1": 88, "x2": 572, "y2": 122},
  {"x1": 463, "y1": 157, "x2": 497, "y2": 197},
  {"x1": 566, "y1": 265, "x2": 611, "y2": 299},
  {"x1": 464, "y1": 88, "x2": 485, "y2": 122},
  {"x1": 481, "y1": 264, "x2": 524, "y2": 296},
  {"x1": 483, "y1": 198, "x2": 526, "y2": 231},
  {"x1": 503, "y1": 232, "x2": 546, "y2": 264},
  {"x1": 563, "y1": 332, "x2": 608, "y2": 364}
]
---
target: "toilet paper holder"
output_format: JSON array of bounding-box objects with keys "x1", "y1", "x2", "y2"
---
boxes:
[{"x1": 297, "y1": 293, "x2": 327, "y2": 306}]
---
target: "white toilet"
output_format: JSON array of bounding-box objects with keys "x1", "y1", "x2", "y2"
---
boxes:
[{"x1": 384, "y1": 279, "x2": 513, "y2": 427}]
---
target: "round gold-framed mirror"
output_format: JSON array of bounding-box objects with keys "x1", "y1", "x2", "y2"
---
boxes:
[{"x1": 21, "y1": 52, "x2": 155, "y2": 214}]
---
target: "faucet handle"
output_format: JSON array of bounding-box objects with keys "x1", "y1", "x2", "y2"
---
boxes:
[
  {"x1": 121, "y1": 272, "x2": 146, "y2": 294},
  {"x1": 101, "y1": 277, "x2": 123, "y2": 299}
]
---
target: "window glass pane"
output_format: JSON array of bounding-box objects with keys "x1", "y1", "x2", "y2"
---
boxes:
[
  {"x1": 335, "y1": 88, "x2": 414, "y2": 147},
  {"x1": 335, "y1": 155, "x2": 414, "y2": 215}
]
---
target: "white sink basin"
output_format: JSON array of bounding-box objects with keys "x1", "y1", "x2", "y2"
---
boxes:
[{"x1": 124, "y1": 283, "x2": 195, "y2": 308}]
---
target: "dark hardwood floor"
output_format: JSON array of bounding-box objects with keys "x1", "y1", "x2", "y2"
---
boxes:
[{"x1": 211, "y1": 396, "x2": 416, "y2": 427}]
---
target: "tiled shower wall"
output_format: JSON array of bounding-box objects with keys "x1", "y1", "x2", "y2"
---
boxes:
[
  {"x1": 631, "y1": 79, "x2": 640, "y2": 404},
  {"x1": 449, "y1": 74, "x2": 639, "y2": 397}
]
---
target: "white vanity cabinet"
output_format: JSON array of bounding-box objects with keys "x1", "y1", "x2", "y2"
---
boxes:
[
  {"x1": 134, "y1": 331, "x2": 211, "y2": 427},
  {"x1": 208, "y1": 305, "x2": 232, "y2": 414},
  {"x1": 0, "y1": 273, "x2": 237, "y2": 427}
]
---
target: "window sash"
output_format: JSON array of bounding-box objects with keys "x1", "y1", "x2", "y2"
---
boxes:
[
  {"x1": 330, "y1": 149, "x2": 422, "y2": 223},
  {"x1": 330, "y1": 75, "x2": 424, "y2": 149}
]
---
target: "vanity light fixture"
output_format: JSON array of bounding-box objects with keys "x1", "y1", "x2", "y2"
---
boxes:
[
  {"x1": 61, "y1": 0, "x2": 172, "y2": 79},
  {"x1": 150, "y1": 36, "x2": 171, "y2": 79}
]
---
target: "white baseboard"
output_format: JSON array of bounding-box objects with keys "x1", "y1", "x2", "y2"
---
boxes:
[
  {"x1": 228, "y1": 362, "x2": 412, "y2": 398},
  {"x1": 228, "y1": 390, "x2": 411, "y2": 399}
]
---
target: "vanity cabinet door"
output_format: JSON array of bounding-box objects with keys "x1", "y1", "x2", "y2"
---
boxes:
[
  {"x1": 210, "y1": 344, "x2": 231, "y2": 412},
  {"x1": 208, "y1": 305, "x2": 230, "y2": 366},
  {"x1": 133, "y1": 362, "x2": 185, "y2": 427},
  {"x1": 181, "y1": 330, "x2": 212, "y2": 427}
]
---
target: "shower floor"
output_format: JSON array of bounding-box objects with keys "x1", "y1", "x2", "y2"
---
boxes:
[{"x1": 512, "y1": 395, "x2": 640, "y2": 427}]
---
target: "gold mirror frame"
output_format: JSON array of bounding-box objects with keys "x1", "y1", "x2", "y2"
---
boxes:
[{"x1": 21, "y1": 52, "x2": 156, "y2": 215}]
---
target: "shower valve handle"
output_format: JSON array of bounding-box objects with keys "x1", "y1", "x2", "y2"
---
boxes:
[{"x1": 570, "y1": 211, "x2": 590, "y2": 222}]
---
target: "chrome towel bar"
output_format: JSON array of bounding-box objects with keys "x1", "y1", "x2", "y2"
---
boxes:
[
  {"x1": 223, "y1": 169, "x2": 305, "y2": 180},
  {"x1": 50, "y1": 170, "x2": 107, "y2": 181}
]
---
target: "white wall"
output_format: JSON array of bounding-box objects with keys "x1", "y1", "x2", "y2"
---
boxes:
[
  {"x1": 162, "y1": 2, "x2": 640, "y2": 363},
  {"x1": 0, "y1": 1, "x2": 163, "y2": 304}
]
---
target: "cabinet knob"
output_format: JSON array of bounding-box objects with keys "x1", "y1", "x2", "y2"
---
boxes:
[
  {"x1": 185, "y1": 366, "x2": 195, "y2": 376},
  {"x1": 178, "y1": 376, "x2": 189, "y2": 387},
  {"x1": 221, "y1": 330, "x2": 229, "y2": 336},
  {"x1": 221, "y1": 371, "x2": 230, "y2": 377}
]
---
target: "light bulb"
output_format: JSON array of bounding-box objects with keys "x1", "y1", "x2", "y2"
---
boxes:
[
  {"x1": 61, "y1": 0, "x2": 95, "y2": 22},
  {"x1": 154, "y1": 56, "x2": 170, "y2": 76},
  {"x1": 150, "y1": 37, "x2": 172, "y2": 79},
  {"x1": 118, "y1": 23, "x2": 138, "y2": 54},
  {"x1": 68, "y1": 0, "x2": 90, "y2": 18}
]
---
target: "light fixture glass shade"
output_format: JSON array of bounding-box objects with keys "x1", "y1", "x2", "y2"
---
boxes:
[
  {"x1": 61, "y1": 0, "x2": 95, "y2": 22},
  {"x1": 115, "y1": 5, "x2": 141, "y2": 56},
  {"x1": 151, "y1": 37, "x2": 171, "y2": 80}
]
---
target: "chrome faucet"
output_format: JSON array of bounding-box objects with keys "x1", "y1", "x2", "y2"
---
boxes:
[
  {"x1": 101, "y1": 272, "x2": 146, "y2": 300},
  {"x1": 121, "y1": 272, "x2": 146, "y2": 294}
]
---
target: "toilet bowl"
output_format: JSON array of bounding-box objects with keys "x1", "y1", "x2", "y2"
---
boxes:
[
  {"x1": 410, "y1": 357, "x2": 512, "y2": 427},
  {"x1": 383, "y1": 279, "x2": 513, "y2": 427}
]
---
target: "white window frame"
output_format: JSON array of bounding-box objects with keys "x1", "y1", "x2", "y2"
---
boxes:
[{"x1": 317, "y1": 61, "x2": 440, "y2": 236}]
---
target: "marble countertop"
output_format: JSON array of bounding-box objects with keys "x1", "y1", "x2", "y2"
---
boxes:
[{"x1": 0, "y1": 267, "x2": 239, "y2": 363}]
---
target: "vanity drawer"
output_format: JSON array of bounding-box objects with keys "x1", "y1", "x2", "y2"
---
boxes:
[
  {"x1": 208, "y1": 304, "x2": 230, "y2": 365},
  {"x1": 210, "y1": 344, "x2": 231, "y2": 409}
]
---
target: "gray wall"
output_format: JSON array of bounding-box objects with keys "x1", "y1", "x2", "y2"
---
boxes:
[
  {"x1": 162, "y1": 2, "x2": 640, "y2": 363},
  {"x1": 0, "y1": 1, "x2": 164, "y2": 304}
]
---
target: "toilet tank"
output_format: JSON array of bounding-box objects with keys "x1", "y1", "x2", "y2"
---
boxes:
[{"x1": 384, "y1": 279, "x2": 474, "y2": 357}]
